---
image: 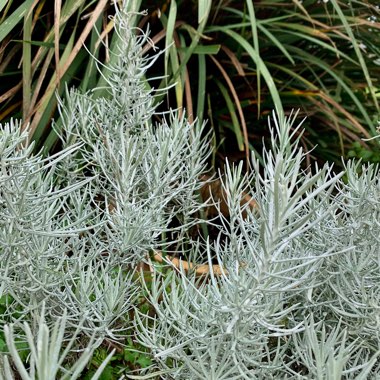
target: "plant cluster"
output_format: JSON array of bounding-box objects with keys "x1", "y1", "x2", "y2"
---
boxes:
[
  {"x1": 0, "y1": 5, "x2": 209, "y2": 378},
  {"x1": 135, "y1": 112, "x2": 380, "y2": 378},
  {"x1": 0, "y1": 2, "x2": 380, "y2": 379}
]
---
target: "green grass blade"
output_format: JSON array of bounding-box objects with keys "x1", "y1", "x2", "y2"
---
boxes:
[
  {"x1": 268, "y1": 62, "x2": 318, "y2": 91},
  {"x1": 30, "y1": 28, "x2": 76, "y2": 145},
  {"x1": 256, "y1": 23, "x2": 295, "y2": 65},
  {"x1": 153, "y1": 3, "x2": 212, "y2": 108},
  {"x1": 79, "y1": 16, "x2": 103, "y2": 92},
  {"x1": 214, "y1": 78, "x2": 244, "y2": 151},
  {"x1": 0, "y1": 0, "x2": 35, "y2": 43},
  {"x1": 41, "y1": 52, "x2": 89, "y2": 154},
  {"x1": 222, "y1": 7, "x2": 293, "y2": 26},
  {"x1": 273, "y1": 22, "x2": 331, "y2": 40},
  {"x1": 165, "y1": 0, "x2": 177, "y2": 85},
  {"x1": 27, "y1": 0, "x2": 87, "y2": 98},
  {"x1": 288, "y1": 46, "x2": 376, "y2": 135},
  {"x1": 177, "y1": 44, "x2": 220, "y2": 55},
  {"x1": 171, "y1": 1, "x2": 211, "y2": 84},
  {"x1": 196, "y1": 53, "x2": 206, "y2": 127},
  {"x1": 29, "y1": 0, "x2": 108, "y2": 141},
  {"x1": 198, "y1": 0, "x2": 211, "y2": 24},
  {"x1": 273, "y1": 29, "x2": 357, "y2": 65},
  {"x1": 208, "y1": 26, "x2": 283, "y2": 116},
  {"x1": 246, "y1": 0, "x2": 261, "y2": 118},
  {"x1": 210, "y1": 54, "x2": 249, "y2": 161},
  {"x1": 22, "y1": 3, "x2": 33, "y2": 120},
  {"x1": 330, "y1": 0, "x2": 379, "y2": 112},
  {"x1": 0, "y1": 0, "x2": 8, "y2": 14},
  {"x1": 11, "y1": 40, "x2": 62, "y2": 48},
  {"x1": 163, "y1": 2, "x2": 184, "y2": 109}
]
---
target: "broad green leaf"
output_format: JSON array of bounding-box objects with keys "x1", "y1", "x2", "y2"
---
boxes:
[{"x1": 136, "y1": 355, "x2": 152, "y2": 368}]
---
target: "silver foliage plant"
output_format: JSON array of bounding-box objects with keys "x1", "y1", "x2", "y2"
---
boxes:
[
  {"x1": 136, "y1": 112, "x2": 380, "y2": 378},
  {"x1": 1, "y1": 2, "x2": 380, "y2": 379},
  {"x1": 0, "y1": 3, "x2": 208, "y2": 378},
  {"x1": 0, "y1": 304, "x2": 114, "y2": 380},
  {"x1": 53, "y1": 18, "x2": 209, "y2": 265}
]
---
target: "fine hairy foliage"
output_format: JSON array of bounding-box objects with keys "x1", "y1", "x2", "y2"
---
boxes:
[
  {"x1": 1, "y1": 3, "x2": 380, "y2": 379},
  {"x1": 0, "y1": 304, "x2": 114, "y2": 380},
  {"x1": 136, "y1": 112, "x2": 380, "y2": 378},
  {"x1": 0, "y1": 118, "x2": 138, "y2": 341},
  {"x1": 0, "y1": 4, "x2": 209, "y2": 377}
]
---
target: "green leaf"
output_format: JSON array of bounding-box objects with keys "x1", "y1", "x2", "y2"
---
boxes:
[
  {"x1": 177, "y1": 44, "x2": 220, "y2": 55},
  {"x1": 196, "y1": 53, "x2": 206, "y2": 125},
  {"x1": 256, "y1": 23, "x2": 295, "y2": 65},
  {"x1": 208, "y1": 26, "x2": 283, "y2": 115},
  {"x1": 198, "y1": 0, "x2": 211, "y2": 24},
  {"x1": 22, "y1": 1, "x2": 33, "y2": 120},
  {"x1": 97, "y1": 367, "x2": 114, "y2": 380},
  {"x1": 11, "y1": 39, "x2": 61, "y2": 48},
  {"x1": 287, "y1": 45, "x2": 376, "y2": 135},
  {"x1": 164, "y1": 0, "x2": 177, "y2": 85},
  {"x1": 246, "y1": 0, "x2": 261, "y2": 117},
  {"x1": 214, "y1": 78, "x2": 244, "y2": 151},
  {"x1": 124, "y1": 345, "x2": 139, "y2": 363},
  {"x1": 0, "y1": 0, "x2": 8, "y2": 14},
  {"x1": 136, "y1": 355, "x2": 152, "y2": 368},
  {"x1": 15, "y1": 340, "x2": 29, "y2": 362},
  {"x1": 329, "y1": 0, "x2": 379, "y2": 112},
  {"x1": 0, "y1": 0, "x2": 35, "y2": 43},
  {"x1": 0, "y1": 337, "x2": 7, "y2": 352}
]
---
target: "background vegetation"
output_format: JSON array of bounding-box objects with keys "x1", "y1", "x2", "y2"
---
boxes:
[
  {"x1": 1, "y1": 0, "x2": 379, "y2": 167},
  {"x1": 143, "y1": 0, "x2": 380, "y2": 169}
]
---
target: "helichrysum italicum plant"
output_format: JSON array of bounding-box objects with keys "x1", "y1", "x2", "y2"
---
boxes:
[
  {"x1": 1, "y1": 1, "x2": 380, "y2": 379},
  {"x1": 53, "y1": 15, "x2": 209, "y2": 265},
  {"x1": 0, "y1": 303, "x2": 114, "y2": 380},
  {"x1": 135, "y1": 111, "x2": 380, "y2": 378},
  {"x1": 0, "y1": 2, "x2": 208, "y2": 377}
]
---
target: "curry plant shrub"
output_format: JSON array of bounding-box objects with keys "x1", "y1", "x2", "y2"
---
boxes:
[
  {"x1": 1, "y1": 3, "x2": 380, "y2": 380},
  {"x1": 0, "y1": 4, "x2": 208, "y2": 378},
  {"x1": 136, "y1": 113, "x2": 380, "y2": 378}
]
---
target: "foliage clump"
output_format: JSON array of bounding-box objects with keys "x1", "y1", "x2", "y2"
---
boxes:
[
  {"x1": 1, "y1": 3, "x2": 380, "y2": 379},
  {"x1": 135, "y1": 112, "x2": 380, "y2": 378}
]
